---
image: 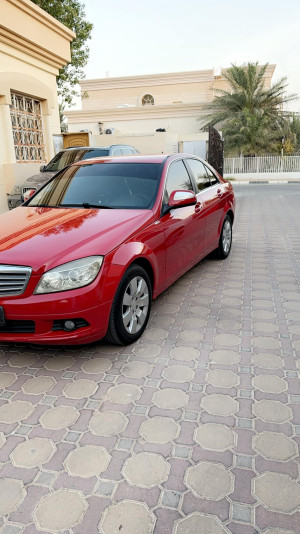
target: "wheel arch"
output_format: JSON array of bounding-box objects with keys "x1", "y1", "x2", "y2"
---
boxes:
[
  {"x1": 129, "y1": 257, "x2": 154, "y2": 291},
  {"x1": 226, "y1": 209, "x2": 234, "y2": 224}
]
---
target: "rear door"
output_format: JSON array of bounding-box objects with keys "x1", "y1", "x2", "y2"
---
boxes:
[{"x1": 185, "y1": 158, "x2": 227, "y2": 253}]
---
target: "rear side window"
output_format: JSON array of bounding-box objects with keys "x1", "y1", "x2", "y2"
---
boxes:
[
  {"x1": 204, "y1": 164, "x2": 219, "y2": 186},
  {"x1": 81, "y1": 149, "x2": 109, "y2": 159},
  {"x1": 110, "y1": 148, "x2": 123, "y2": 155},
  {"x1": 186, "y1": 159, "x2": 211, "y2": 191},
  {"x1": 164, "y1": 160, "x2": 193, "y2": 202}
]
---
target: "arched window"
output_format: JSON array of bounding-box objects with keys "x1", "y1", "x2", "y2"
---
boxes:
[{"x1": 142, "y1": 94, "x2": 154, "y2": 106}]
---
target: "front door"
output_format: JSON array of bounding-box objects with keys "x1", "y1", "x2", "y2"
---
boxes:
[{"x1": 160, "y1": 159, "x2": 206, "y2": 283}]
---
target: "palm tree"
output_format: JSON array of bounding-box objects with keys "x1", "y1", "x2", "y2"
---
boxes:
[{"x1": 202, "y1": 62, "x2": 297, "y2": 155}]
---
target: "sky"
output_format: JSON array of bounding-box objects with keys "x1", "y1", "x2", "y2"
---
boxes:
[{"x1": 71, "y1": 0, "x2": 300, "y2": 111}]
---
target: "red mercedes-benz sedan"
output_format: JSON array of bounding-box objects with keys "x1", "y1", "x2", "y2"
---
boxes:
[{"x1": 0, "y1": 154, "x2": 235, "y2": 345}]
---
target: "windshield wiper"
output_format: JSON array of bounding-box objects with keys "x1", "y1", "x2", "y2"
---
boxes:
[{"x1": 58, "y1": 203, "x2": 114, "y2": 209}]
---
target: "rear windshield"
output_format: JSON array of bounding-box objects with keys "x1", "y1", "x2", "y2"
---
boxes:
[
  {"x1": 45, "y1": 149, "x2": 109, "y2": 172},
  {"x1": 27, "y1": 162, "x2": 161, "y2": 210}
]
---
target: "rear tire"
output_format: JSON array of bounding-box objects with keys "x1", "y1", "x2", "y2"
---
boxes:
[
  {"x1": 105, "y1": 264, "x2": 152, "y2": 345},
  {"x1": 214, "y1": 215, "x2": 232, "y2": 259}
]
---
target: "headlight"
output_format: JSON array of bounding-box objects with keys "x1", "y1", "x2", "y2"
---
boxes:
[
  {"x1": 9, "y1": 185, "x2": 22, "y2": 196},
  {"x1": 34, "y1": 256, "x2": 103, "y2": 294}
]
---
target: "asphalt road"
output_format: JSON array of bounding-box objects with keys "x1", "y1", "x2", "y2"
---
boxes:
[{"x1": 0, "y1": 184, "x2": 299, "y2": 534}]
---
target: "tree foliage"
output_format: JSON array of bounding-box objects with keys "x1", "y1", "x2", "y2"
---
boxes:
[
  {"x1": 31, "y1": 0, "x2": 93, "y2": 106},
  {"x1": 202, "y1": 62, "x2": 297, "y2": 155}
]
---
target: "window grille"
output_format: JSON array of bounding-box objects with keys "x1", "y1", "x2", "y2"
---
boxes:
[
  {"x1": 10, "y1": 92, "x2": 45, "y2": 162},
  {"x1": 142, "y1": 94, "x2": 154, "y2": 106}
]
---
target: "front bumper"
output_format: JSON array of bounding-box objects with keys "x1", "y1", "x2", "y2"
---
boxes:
[
  {"x1": 0, "y1": 263, "x2": 125, "y2": 345},
  {"x1": 7, "y1": 194, "x2": 22, "y2": 210},
  {"x1": 0, "y1": 298, "x2": 113, "y2": 345}
]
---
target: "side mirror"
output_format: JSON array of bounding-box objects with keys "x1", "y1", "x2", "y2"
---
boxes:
[
  {"x1": 168, "y1": 190, "x2": 197, "y2": 208},
  {"x1": 40, "y1": 165, "x2": 46, "y2": 172}
]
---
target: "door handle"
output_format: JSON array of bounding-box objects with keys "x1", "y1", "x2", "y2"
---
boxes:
[{"x1": 195, "y1": 202, "x2": 202, "y2": 213}]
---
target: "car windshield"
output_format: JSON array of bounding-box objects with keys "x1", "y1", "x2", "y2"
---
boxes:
[
  {"x1": 27, "y1": 163, "x2": 161, "y2": 209},
  {"x1": 45, "y1": 149, "x2": 110, "y2": 172}
]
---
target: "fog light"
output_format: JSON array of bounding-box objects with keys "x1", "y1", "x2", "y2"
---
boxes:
[{"x1": 64, "y1": 320, "x2": 76, "y2": 331}]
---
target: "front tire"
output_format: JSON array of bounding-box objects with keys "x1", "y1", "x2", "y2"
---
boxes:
[
  {"x1": 105, "y1": 264, "x2": 152, "y2": 345},
  {"x1": 215, "y1": 215, "x2": 232, "y2": 259}
]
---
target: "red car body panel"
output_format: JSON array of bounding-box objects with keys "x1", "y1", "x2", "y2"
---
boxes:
[{"x1": 0, "y1": 154, "x2": 235, "y2": 344}]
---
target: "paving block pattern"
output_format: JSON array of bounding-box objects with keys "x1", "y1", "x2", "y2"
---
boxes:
[{"x1": 0, "y1": 184, "x2": 299, "y2": 533}]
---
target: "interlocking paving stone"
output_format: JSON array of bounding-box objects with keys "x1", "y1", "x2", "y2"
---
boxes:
[
  {"x1": 175, "y1": 513, "x2": 230, "y2": 533},
  {"x1": 253, "y1": 431, "x2": 298, "y2": 461},
  {"x1": 34, "y1": 489, "x2": 88, "y2": 531},
  {"x1": 64, "y1": 445, "x2": 111, "y2": 477},
  {"x1": 194, "y1": 422, "x2": 236, "y2": 451},
  {"x1": 39, "y1": 405, "x2": 79, "y2": 429},
  {"x1": 185, "y1": 461, "x2": 234, "y2": 500},
  {"x1": 0, "y1": 478, "x2": 26, "y2": 515},
  {"x1": 201, "y1": 393, "x2": 239, "y2": 416},
  {"x1": 252, "y1": 399, "x2": 293, "y2": 423},
  {"x1": 139, "y1": 416, "x2": 180, "y2": 443},
  {"x1": 0, "y1": 400, "x2": 34, "y2": 423},
  {"x1": 0, "y1": 372, "x2": 18, "y2": 388},
  {"x1": 63, "y1": 378, "x2": 98, "y2": 399},
  {"x1": 89, "y1": 410, "x2": 128, "y2": 436},
  {"x1": 100, "y1": 500, "x2": 155, "y2": 533},
  {"x1": 0, "y1": 185, "x2": 300, "y2": 532},
  {"x1": 254, "y1": 472, "x2": 300, "y2": 513},
  {"x1": 10, "y1": 437, "x2": 56, "y2": 468},
  {"x1": 123, "y1": 452, "x2": 170, "y2": 487}
]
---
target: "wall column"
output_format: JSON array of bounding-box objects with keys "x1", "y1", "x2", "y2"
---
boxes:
[{"x1": 0, "y1": 97, "x2": 16, "y2": 213}]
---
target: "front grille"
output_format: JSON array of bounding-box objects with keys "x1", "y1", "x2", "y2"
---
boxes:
[
  {"x1": 0, "y1": 320, "x2": 35, "y2": 333},
  {"x1": 22, "y1": 187, "x2": 37, "y2": 195},
  {"x1": 0, "y1": 265, "x2": 32, "y2": 296}
]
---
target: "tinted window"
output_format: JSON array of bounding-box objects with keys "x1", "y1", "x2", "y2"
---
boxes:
[
  {"x1": 27, "y1": 163, "x2": 161, "y2": 210},
  {"x1": 81, "y1": 149, "x2": 109, "y2": 159},
  {"x1": 164, "y1": 160, "x2": 193, "y2": 202},
  {"x1": 45, "y1": 149, "x2": 110, "y2": 172},
  {"x1": 204, "y1": 164, "x2": 219, "y2": 186},
  {"x1": 186, "y1": 159, "x2": 211, "y2": 191}
]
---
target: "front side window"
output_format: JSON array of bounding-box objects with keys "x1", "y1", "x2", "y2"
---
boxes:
[
  {"x1": 142, "y1": 94, "x2": 154, "y2": 106},
  {"x1": 27, "y1": 163, "x2": 161, "y2": 210},
  {"x1": 10, "y1": 92, "x2": 45, "y2": 162},
  {"x1": 186, "y1": 159, "x2": 211, "y2": 191},
  {"x1": 164, "y1": 160, "x2": 193, "y2": 203}
]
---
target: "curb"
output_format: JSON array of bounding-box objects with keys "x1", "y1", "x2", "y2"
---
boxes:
[{"x1": 231, "y1": 180, "x2": 300, "y2": 185}]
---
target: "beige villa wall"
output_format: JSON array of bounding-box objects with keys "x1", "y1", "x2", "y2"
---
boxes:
[
  {"x1": 0, "y1": 0, "x2": 74, "y2": 213},
  {"x1": 66, "y1": 66, "x2": 275, "y2": 147},
  {"x1": 67, "y1": 115, "x2": 203, "y2": 137}
]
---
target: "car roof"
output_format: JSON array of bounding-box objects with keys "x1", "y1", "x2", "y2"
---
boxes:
[
  {"x1": 63, "y1": 145, "x2": 136, "y2": 151},
  {"x1": 72, "y1": 154, "x2": 170, "y2": 166}
]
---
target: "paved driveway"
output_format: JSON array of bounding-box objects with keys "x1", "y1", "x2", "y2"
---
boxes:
[{"x1": 0, "y1": 184, "x2": 299, "y2": 534}]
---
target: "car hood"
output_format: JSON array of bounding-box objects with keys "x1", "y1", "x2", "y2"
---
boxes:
[
  {"x1": 9, "y1": 172, "x2": 56, "y2": 196},
  {"x1": 24, "y1": 171, "x2": 56, "y2": 187},
  {"x1": 0, "y1": 207, "x2": 154, "y2": 274}
]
